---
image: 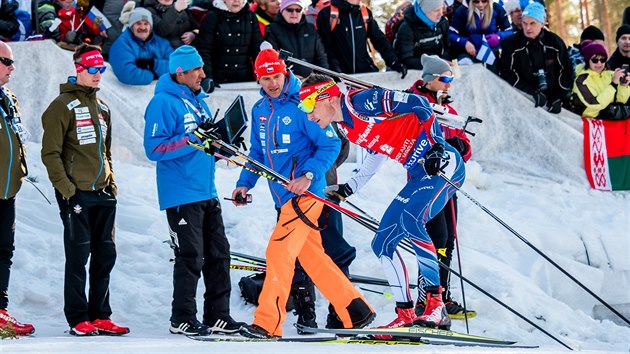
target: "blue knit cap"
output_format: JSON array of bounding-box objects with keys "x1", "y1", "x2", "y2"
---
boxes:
[
  {"x1": 169, "y1": 45, "x2": 204, "y2": 74},
  {"x1": 522, "y1": 2, "x2": 545, "y2": 24}
]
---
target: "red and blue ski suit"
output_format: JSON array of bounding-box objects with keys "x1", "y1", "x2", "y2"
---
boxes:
[{"x1": 338, "y1": 88, "x2": 466, "y2": 303}]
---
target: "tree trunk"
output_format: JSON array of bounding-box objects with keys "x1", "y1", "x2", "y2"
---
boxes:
[
  {"x1": 601, "y1": 0, "x2": 613, "y2": 53},
  {"x1": 555, "y1": 0, "x2": 565, "y2": 39}
]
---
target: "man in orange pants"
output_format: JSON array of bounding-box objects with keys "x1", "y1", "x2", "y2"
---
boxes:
[{"x1": 231, "y1": 42, "x2": 375, "y2": 338}]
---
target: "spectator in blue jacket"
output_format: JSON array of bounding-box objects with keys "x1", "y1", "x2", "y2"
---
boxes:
[
  {"x1": 110, "y1": 8, "x2": 173, "y2": 85},
  {"x1": 143, "y1": 45, "x2": 244, "y2": 336},
  {"x1": 449, "y1": 0, "x2": 512, "y2": 71}
]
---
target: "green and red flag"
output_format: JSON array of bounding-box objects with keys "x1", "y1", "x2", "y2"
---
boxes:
[{"x1": 583, "y1": 117, "x2": 630, "y2": 191}]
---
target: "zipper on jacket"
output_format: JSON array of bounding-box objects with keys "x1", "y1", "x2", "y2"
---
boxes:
[
  {"x1": 3, "y1": 120, "x2": 13, "y2": 199},
  {"x1": 349, "y1": 14, "x2": 356, "y2": 74},
  {"x1": 92, "y1": 110, "x2": 105, "y2": 191}
]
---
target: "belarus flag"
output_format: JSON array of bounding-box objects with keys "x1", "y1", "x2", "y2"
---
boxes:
[
  {"x1": 583, "y1": 117, "x2": 630, "y2": 191},
  {"x1": 84, "y1": 7, "x2": 112, "y2": 33}
]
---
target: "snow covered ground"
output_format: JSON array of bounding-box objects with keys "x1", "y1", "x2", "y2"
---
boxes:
[{"x1": 1, "y1": 41, "x2": 629, "y2": 353}]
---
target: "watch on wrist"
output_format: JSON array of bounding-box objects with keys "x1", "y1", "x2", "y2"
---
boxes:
[{"x1": 304, "y1": 172, "x2": 314, "y2": 181}]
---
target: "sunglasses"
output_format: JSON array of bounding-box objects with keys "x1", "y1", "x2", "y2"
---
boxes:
[
  {"x1": 284, "y1": 7, "x2": 302, "y2": 13},
  {"x1": 590, "y1": 57, "x2": 606, "y2": 64},
  {"x1": 298, "y1": 95, "x2": 316, "y2": 114},
  {"x1": 0, "y1": 57, "x2": 14, "y2": 67},
  {"x1": 432, "y1": 74, "x2": 454, "y2": 83},
  {"x1": 472, "y1": 0, "x2": 488, "y2": 3},
  {"x1": 79, "y1": 64, "x2": 107, "y2": 74}
]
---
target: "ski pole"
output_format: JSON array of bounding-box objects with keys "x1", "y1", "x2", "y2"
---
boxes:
[
  {"x1": 438, "y1": 172, "x2": 630, "y2": 327},
  {"x1": 25, "y1": 178, "x2": 52, "y2": 205}
]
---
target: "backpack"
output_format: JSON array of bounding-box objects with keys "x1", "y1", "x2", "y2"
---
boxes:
[
  {"x1": 329, "y1": 3, "x2": 369, "y2": 32},
  {"x1": 385, "y1": 1, "x2": 411, "y2": 44}
]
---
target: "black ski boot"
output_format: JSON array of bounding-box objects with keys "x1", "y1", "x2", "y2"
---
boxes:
[{"x1": 291, "y1": 281, "x2": 317, "y2": 334}]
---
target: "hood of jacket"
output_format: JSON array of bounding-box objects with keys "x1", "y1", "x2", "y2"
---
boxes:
[{"x1": 60, "y1": 77, "x2": 99, "y2": 97}]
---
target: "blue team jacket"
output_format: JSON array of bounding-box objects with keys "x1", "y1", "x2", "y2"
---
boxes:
[
  {"x1": 236, "y1": 72, "x2": 340, "y2": 208},
  {"x1": 143, "y1": 74, "x2": 217, "y2": 210},
  {"x1": 110, "y1": 30, "x2": 174, "y2": 86}
]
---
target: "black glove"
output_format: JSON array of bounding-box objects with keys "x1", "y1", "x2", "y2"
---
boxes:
[
  {"x1": 135, "y1": 58, "x2": 155, "y2": 71},
  {"x1": 423, "y1": 143, "x2": 446, "y2": 176},
  {"x1": 533, "y1": 90, "x2": 547, "y2": 108},
  {"x1": 392, "y1": 61, "x2": 408, "y2": 79},
  {"x1": 323, "y1": 183, "x2": 353, "y2": 202},
  {"x1": 547, "y1": 98, "x2": 562, "y2": 114},
  {"x1": 201, "y1": 78, "x2": 220, "y2": 94},
  {"x1": 445, "y1": 136, "x2": 469, "y2": 157},
  {"x1": 194, "y1": 121, "x2": 222, "y2": 154}
]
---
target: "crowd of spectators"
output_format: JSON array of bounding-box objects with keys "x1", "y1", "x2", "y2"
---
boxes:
[{"x1": 1, "y1": 0, "x2": 628, "y2": 119}]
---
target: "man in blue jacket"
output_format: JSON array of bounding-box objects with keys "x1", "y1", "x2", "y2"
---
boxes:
[
  {"x1": 110, "y1": 7, "x2": 173, "y2": 86},
  {"x1": 143, "y1": 45, "x2": 243, "y2": 336},
  {"x1": 232, "y1": 42, "x2": 375, "y2": 339}
]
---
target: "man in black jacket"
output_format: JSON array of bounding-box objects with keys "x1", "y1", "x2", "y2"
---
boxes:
[
  {"x1": 500, "y1": 2, "x2": 572, "y2": 114},
  {"x1": 316, "y1": 0, "x2": 407, "y2": 78},
  {"x1": 265, "y1": 0, "x2": 328, "y2": 78},
  {"x1": 608, "y1": 25, "x2": 630, "y2": 71},
  {"x1": 394, "y1": 0, "x2": 450, "y2": 70}
]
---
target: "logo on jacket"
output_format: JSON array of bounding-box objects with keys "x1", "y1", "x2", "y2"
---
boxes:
[
  {"x1": 259, "y1": 116, "x2": 267, "y2": 122},
  {"x1": 282, "y1": 116, "x2": 291, "y2": 125},
  {"x1": 380, "y1": 144, "x2": 394, "y2": 154},
  {"x1": 364, "y1": 100, "x2": 375, "y2": 111},
  {"x1": 73, "y1": 204, "x2": 82, "y2": 214}
]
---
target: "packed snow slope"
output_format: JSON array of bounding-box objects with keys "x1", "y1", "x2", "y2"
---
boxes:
[{"x1": 2, "y1": 40, "x2": 628, "y2": 353}]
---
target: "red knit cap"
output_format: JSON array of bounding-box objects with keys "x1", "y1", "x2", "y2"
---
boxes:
[{"x1": 254, "y1": 42, "x2": 287, "y2": 79}]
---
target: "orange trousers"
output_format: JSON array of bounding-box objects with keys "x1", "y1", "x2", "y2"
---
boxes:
[{"x1": 253, "y1": 196, "x2": 370, "y2": 336}]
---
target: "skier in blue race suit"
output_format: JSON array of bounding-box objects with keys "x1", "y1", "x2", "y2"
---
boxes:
[{"x1": 299, "y1": 73, "x2": 465, "y2": 332}]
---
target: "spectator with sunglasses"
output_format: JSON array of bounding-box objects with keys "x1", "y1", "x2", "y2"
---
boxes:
[
  {"x1": 500, "y1": 2, "x2": 572, "y2": 114},
  {"x1": 41, "y1": 44, "x2": 129, "y2": 337},
  {"x1": 570, "y1": 41, "x2": 630, "y2": 119},
  {"x1": 405, "y1": 54, "x2": 474, "y2": 320},
  {"x1": 264, "y1": 0, "x2": 328, "y2": 78},
  {"x1": 0, "y1": 41, "x2": 35, "y2": 337}
]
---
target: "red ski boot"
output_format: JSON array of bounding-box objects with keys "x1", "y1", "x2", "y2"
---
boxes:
[
  {"x1": 373, "y1": 303, "x2": 417, "y2": 340},
  {"x1": 413, "y1": 286, "x2": 451, "y2": 330}
]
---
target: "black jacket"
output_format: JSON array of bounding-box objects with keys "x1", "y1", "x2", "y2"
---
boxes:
[
  {"x1": 145, "y1": 0, "x2": 198, "y2": 48},
  {"x1": 500, "y1": 29, "x2": 573, "y2": 100},
  {"x1": 265, "y1": 16, "x2": 328, "y2": 78},
  {"x1": 607, "y1": 48, "x2": 630, "y2": 71},
  {"x1": 316, "y1": 0, "x2": 398, "y2": 74},
  {"x1": 394, "y1": 6, "x2": 450, "y2": 69},
  {"x1": 0, "y1": 0, "x2": 18, "y2": 39},
  {"x1": 197, "y1": 5, "x2": 262, "y2": 83}
]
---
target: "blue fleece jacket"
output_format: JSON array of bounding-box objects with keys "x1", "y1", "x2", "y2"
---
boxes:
[
  {"x1": 236, "y1": 72, "x2": 340, "y2": 208},
  {"x1": 110, "y1": 30, "x2": 173, "y2": 86},
  {"x1": 143, "y1": 74, "x2": 217, "y2": 210}
]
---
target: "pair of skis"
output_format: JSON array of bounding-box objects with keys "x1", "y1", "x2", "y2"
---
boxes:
[{"x1": 188, "y1": 324, "x2": 537, "y2": 348}]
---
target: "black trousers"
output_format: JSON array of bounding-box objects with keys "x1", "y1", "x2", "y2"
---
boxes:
[
  {"x1": 0, "y1": 197, "x2": 16, "y2": 310},
  {"x1": 55, "y1": 189, "x2": 117, "y2": 327},
  {"x1": 166, "y1": 199, "x2": 231, "y2": 324}
]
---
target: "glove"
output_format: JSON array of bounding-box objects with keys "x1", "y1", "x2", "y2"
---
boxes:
[
  {"x1": 445, "y1": 136, "x2": 469, "y2": 157},
  {"x1": 194, "y1": 121, "x2": 222, "y2": 154},
  {"x1": 547, "y1": 98, "x2": 562, "y2": 114},
  {"x1": 392, "y1": 61, "x2": 408, "y2": 79},
  {"x1": 485, "y1": 33, "x2": 500, "y2": 48},
  {"x1": 423, "y1": 143, "x2": 446, "y2": 176},
  {"x1": 323, "y1": 183, "x2": 353, "y2": 202},
  {"x1": 533, "y1": 90, "x2": 547, "y2": 108},
  {"x1": 201, "y1": 77, "x2": 219, "y2": 94},
  {"x1": 135, "y1": 58, "x2": 155, "y2": 71}
]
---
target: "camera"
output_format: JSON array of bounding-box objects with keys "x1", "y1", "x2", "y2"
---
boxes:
[
  {"x1": 621, "y1": 64, "x2": 629, "y2": 85},
  {"x1": 534, "y1": 69, "x2": 548, "y2": 91}
]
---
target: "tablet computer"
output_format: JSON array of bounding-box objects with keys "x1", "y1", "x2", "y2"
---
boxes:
[{"x1": 215, "y1": 95, "x2": 248, "y2": 144}]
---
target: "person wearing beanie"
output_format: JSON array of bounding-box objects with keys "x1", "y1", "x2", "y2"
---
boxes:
[
  {"x1": 42, "y1": 44, "x2": 129, "y2": 336},
  {"x1": 607, "y1": 24, "x2": 630, "y2": 70},
  {"x1": 501, "y1": 1, "x2": 572, "y2": 114},
  {"x1": 109, "y1": 7, "x2": 174, "y2": 85},
  {"x1": 264, "y1": 0, "x2": 329, "y2": 78},
  {"x1": 197, "y1": 0, "x2": 262, "y2": 88},
  {"x1": 298, "y1": 70, "x2": 466, "y2": 334},
  {"x1": 567, "y1": 25, "x2": 606, "y2": 71},
  {"x1": 503, "y1": 0, "x2": 524, "y2": 31},
  {"x1": 143, "y1": 44, "x2": 245, "y2": 337},
  {"x1": 235, "y1": 43, "x2": 375, "y2": 339},
  {"x1": 394, "y1": 0, "x2": 451, "y2": 70},
  {"x1": 448, "y1": 0, "x2": 512, "y2": 71},
  {"x1": 407, "y1": 54, "x2": 475, "y2": 320},
  {"x1": 571, "y1": 41, "x2": 630, "y2": 119},
  {"x1": 316, "y1": 0, "x2": 407, "y2": 77}
]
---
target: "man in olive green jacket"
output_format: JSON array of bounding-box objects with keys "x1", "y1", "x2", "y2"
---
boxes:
[
  {"x1": 41, "y1": 44, "x2": 128, "y2": 337},
  {"x1": 0, "y1": 41, "x2": 35, "y2": 336}
]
